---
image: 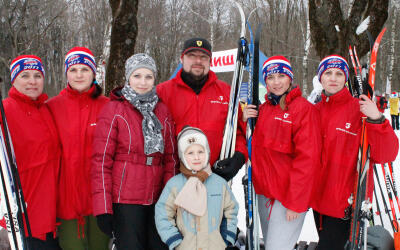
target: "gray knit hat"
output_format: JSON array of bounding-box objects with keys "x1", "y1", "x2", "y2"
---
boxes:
[
  {"x1": 125, "y1": 53, "x2": 157, "y2": 84},
  {"x1": 177, "y1": 126, "x2": 210, "y2": 170}
]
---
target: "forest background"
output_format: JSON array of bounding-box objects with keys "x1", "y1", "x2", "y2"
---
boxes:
[{"x1": 0, "y1": 0, "x2": 399, "y2": 97}]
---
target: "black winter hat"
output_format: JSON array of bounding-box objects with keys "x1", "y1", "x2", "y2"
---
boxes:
[{"x1": 181, "y1": 38, "x2": 212, "y2": 58}]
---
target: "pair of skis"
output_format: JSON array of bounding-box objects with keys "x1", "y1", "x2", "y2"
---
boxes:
[
  {"x1": 0, "y1": 90, "x2": 31, "y2": 250},
  {"x1": 218, "y1": 1, "x2": 247, "y2": 162},
  {"x1": 373, "y1": 162, "x2": 400, "y2": 234},
  {"x1": 241, "y1": 23, "x2": 262, "y2": 250},
  {"x1": 218, "y1": 2, "x2": 262, "y2": 249},
  {"x1": 346, "y1": 28, "x2": 387, "y2": 250}
]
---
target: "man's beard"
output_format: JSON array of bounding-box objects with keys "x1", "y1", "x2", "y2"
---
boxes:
[{"x1": 187, "y1": 67, "x2": 207, "y2": 81}]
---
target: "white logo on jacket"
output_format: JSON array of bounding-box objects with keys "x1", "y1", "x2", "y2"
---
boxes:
[
  {"x1": 210, "y1": 96, "x2": 228, "y2": 105},
  {"x1": 90, "y1": 123, "x2": 97, "y2": 126},
  {"x1": 336, "y1": 122, "x2": 356, "y2": 136},
  {"x1": 274, "y1": 113, "x2": 292, "y2": 124}
]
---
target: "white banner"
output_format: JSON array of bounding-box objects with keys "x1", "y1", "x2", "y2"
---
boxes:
[{"x1": 210, "y1": 49, "x2": 237, "y2": 72}]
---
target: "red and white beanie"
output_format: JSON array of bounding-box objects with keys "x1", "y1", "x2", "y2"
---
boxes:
[
  {"x1": 10, "y1": 55, "x2": 45, "y2": 84},
  {"x1": 317, "y1": 55, "x2": 349, "y2": 82},
  {"x1": 64, "y1": 47, "x2": 96, "y2": 75},
  {"x1": 262, "y1": 55, "x2": 294, "y2": 83}
]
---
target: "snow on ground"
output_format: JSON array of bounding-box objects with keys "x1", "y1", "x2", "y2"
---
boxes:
[
  {"x1": 0, "y1": 110, "x2": 398, "y2": 247},
  {"x1": 232, "y1": 108, "x2": 400, "y2": 244}
]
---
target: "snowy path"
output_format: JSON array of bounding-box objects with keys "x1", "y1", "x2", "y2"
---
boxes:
[{"x1": 232, "y1": 109, "x2": 400, "y2": 243}]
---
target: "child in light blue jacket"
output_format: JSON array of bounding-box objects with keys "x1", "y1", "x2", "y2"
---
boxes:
[{"x1": 155, "y1": 126, "x2": 238, "y2": 250}]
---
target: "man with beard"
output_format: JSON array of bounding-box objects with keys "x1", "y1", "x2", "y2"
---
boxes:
[{"x1": 157, "y1": 37, "x2": 247, "y2": 181}]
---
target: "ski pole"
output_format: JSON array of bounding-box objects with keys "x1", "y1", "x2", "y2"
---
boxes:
[
  {"x1": 380, "y1": 163, "x2": 399, "y2": 232},
  {"x1": 374, "y1": 164, "x2": 396, "y2": 233}
]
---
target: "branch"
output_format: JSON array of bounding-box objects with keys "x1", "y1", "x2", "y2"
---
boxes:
[
  {"x1": 0, "y1": 55, "x2": 9, "y2": 69},
  {"x1": 348, "y1": 0, "x2": 369, "y2": 26},
  {"x1": 111, "y1": 0, "x2": 124, "y2": 22},
  {"x1": 18, "y1": 8, "x2": 66, "y2": 54},
  {"x1": 182, "y1": 2, "x2": 211, "y2": 24}
]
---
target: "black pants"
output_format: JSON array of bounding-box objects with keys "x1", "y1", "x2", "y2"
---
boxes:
[
  {"x1": 113, "y1": 203, "x2": 168, "y2": 250},
  {"x1": 391, "y1": 115, "x2": 399, "y2": 130},
  {"x1": 313, "y1": 211, "x2": 350, "y2": 250},
  {"x1": 28, "y1": 232, "x2": 61, "y2": 250}
]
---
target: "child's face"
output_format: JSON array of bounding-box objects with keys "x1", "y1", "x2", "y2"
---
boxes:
[{"x1": 184, "y1": 144, "x2": 207, "y2": 171}]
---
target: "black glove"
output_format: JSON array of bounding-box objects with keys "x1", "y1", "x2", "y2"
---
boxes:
[
  {"x1": 96, "y1": 213, "x2": 113, "y2": 238},
  {"x1": 366, "y1": 225, "x2": 394, "y2": 250},
  {"x1": 213, "y1": 152, "x2": 245, "y2": 181}
]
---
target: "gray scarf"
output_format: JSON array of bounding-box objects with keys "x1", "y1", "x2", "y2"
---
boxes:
[{"x1": 121, "y1": 85, "x2": 164, "y2": 155}]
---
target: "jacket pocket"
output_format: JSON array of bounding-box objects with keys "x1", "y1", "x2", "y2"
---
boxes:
[
  {"x1": 208, "y1": 231, "x2": 227, "y2": 250},
  {"x1": 150, "y1": 165, "x2": 164, "y2": 201},
  {"x1": 120, "y1": 164, "x2": 146, "y2": 202},
  {"x1": 258, "y1": 119, "x2": 294, "y2": 154}
]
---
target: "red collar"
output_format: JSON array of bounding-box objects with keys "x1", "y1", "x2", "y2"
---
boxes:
[
  {"x1": 321, "y1": 87, "x2": 352, "y2": 104},
  {"x1": 61, "y1": 84, "x2": 95, "y2": 98},
  {"x1": 264, "y1": 86, "x2": 302, "y2": 106},
  {"x1": 8, "y1": 86, "x2": 48, "y2": 107},
  {"x1": 174, "y1": 69, "x2": 218, "y2": 92}
]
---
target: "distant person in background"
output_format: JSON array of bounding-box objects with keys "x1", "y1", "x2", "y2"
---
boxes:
[
  {"x1": 4, "y1": 55, "x2": 61, "y2": 249},
  {"x1": 375, "y1": 91, "x2": 388, "y2": 113},
  {"x1": 389, "y1": 91, "x2": 399, "y2": 130},
  {"x1": 47, "y1": 47, "x2": 110, "y2": 250}
]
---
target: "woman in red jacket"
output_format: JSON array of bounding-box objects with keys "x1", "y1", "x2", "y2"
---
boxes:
[
  {"x1": 243, "y1": 55, "x2": 321, "y2": 249},
  {"x1": 4, "y1": 55, "x2": 61, "y2": 249},
  {"x1": 311, "y1": 55, "x2": 399, "y2": 249},
  {"x1": 47, "y1": 47, "x2": 109, "y2": 250},
  {"x1": 91, "y1": 53, "x2": 177, "y2": 249}
]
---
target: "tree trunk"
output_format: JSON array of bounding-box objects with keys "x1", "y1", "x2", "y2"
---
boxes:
[
  {"x1": 309, "y1": 0, "x2": 388, "y2": 60},
  {"x1": 106, "y1": 0, "x2": 139, "y2": 95},
  {"x1": 388, "y1": 6, "x2": 398, "y2": 91},
  {"x1": 302, "y1": 16, "x2": 311, "y2": 94}
]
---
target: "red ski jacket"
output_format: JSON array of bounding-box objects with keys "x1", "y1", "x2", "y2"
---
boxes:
[
  {"x1": 91, "y1": 88, "x2": 178, "y2": 215},
  {"x1": 251, "y1": 87, "x2": 321, "y2": 213},
  {"x1": 311, "y1": 88, "x2": 399, "y2": 218},
  {"x1": 3, "y1": 87, "x2": 61, "y2": 240},
  {"x1": 157, "y1": 69, "x2": 248, "y2": 166},
  {"x1": 47, "y1": 85, "x2": 109, "y2": 221}
]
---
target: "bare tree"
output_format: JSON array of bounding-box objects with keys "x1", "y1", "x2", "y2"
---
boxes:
[
  {"x1": 301, "y1": 0, "x2": 311, "y2": 94},
  {"x1": 1, "y1": 0, "x2": 397, "y2": 98},
  {"x1": 0, "y1": 0, "x2": 111, "y2": 97},
  {"x1": 387, "y1": 4, "x2": 399, "y2": 92},
  {"x1": 105, "y1": 0, "x2": 139, "y2": 95},
  {"x1": 309, "y1": 0, "x2": 389, "y2": 59},
  {"x1": 0, "y1": 0, "x2": 67, "y2": 95}
]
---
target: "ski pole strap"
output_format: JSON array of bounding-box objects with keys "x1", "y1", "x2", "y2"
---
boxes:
[
  {"x1": 265, "y1": 198, "x2": 275, "y2": 220},
  {"x1": 77, "y1": 216, "x2": 85, "y2": 239}
]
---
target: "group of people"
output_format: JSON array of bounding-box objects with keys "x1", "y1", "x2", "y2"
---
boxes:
[{"x1": 2, "y1": 36, "x2": 399, "y2": 250}]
